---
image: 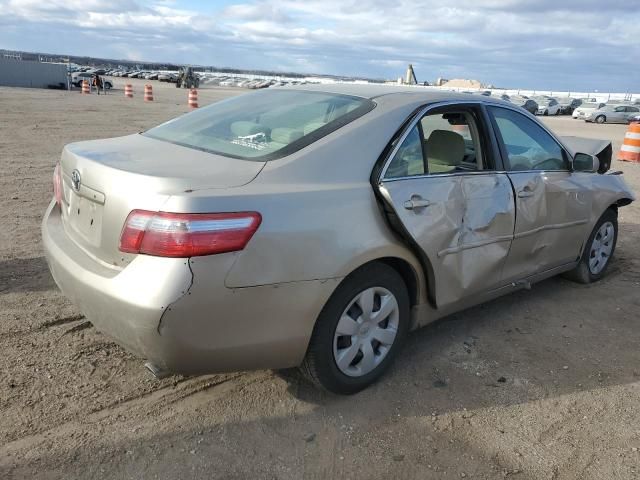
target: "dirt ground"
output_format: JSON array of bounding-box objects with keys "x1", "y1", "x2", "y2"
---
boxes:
[{"x1": 1, "y1": 79, "x2": 639, "y2": 480}]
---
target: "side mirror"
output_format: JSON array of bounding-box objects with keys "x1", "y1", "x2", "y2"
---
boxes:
[{"x1": 573, "y1": 153, "x2": 599, "y2": 173}]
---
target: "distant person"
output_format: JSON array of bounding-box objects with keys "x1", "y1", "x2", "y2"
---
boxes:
[{"x1": 92, "y1": 74, "x2": 103, "y2": 95}]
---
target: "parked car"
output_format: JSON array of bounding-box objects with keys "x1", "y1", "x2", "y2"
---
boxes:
[
  {"x1": 586, "y1": 104, "x2": 640, "y2": 124},
  {"x1": 573, "y1": 102, "x2": 606, "y2": 119},
  {"x1": 43, "y1": 87, "x2": 634, "y2": 394},
  {"x1": 534, "y1": 97, "x2": 561, "y2": 115},
  {"x1": 556, "y1": 97, "x2": 582, "y2": 115},
  {"x1": 71, "y1": 72, "x2": 113, "y2": 89},
  {"x1": 158, "y1": 73, "x2": 177, "y2": 82},
  {"x1": 509, "y1": 95, "x2": 538, "y2": 114}
]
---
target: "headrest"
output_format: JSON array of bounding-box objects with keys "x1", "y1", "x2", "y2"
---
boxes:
[
  {"x1": 271, "y1": 127, "x2": 304, "y2": 144},
  {"x1": 231, "y1": 121, "x2": 268, "y2": 137},
  {"x1": 426, "y1": 130, "x2": 465, "y2": 166},
  {"x1": 303, "y1": 122, "x2": 326, "y2": 136}
]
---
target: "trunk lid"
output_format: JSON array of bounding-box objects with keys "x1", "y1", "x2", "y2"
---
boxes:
[{"x1": 59, "y1": 134, "x2": 265, "y2": 268}]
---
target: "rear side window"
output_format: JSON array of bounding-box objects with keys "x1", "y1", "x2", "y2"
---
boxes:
[
  {"x1": 144, "y1": 90, "x2": 374, "y2": 161},
  {"x1": 384, "y1": 109, "x2": 485, "y2": 179}
]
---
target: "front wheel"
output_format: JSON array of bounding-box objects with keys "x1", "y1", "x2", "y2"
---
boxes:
[
  {"x1": 564, "y1": 209, "x2": 617, "y2": 284},
  {"x1": 595, "y1": 115, "x2": 606, "y2": 124},
  {"x1": 543, "y1": 110, "x2": 549, "y2": 116},
  {"x1": 300, "y1": 263, "x2": 409, "y2": 394}
]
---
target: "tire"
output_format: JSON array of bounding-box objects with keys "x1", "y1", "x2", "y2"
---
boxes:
[
  {"x1": 300, "y1": 262, "x2": 410, "y2": 394},
  {"x1": 595, "y1": 115, "x2": 606, "y2": 124},
  {"x1": 543, "y1": 110, "x2": 548, "y2": 116},
  {"x1": 555, "y1": 109, "x2": 560, "y2": 115},
  {"x1": 563, "y1": 209, "x2": 618, "y2": 284},
  {"x1": 104, "y1": 82, "x2": 112, "y2": 90}
]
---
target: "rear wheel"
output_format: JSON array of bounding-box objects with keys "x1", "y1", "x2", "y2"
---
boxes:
[
  {"x1": 595, "y1": 115, "x2": 606, "y2": 124},
  {"x1": 300, "y1": 263, "x2": 409, "y2": 394},
  {"x1": 564, "y1": 209, "x2": 617, "y2": 284}
]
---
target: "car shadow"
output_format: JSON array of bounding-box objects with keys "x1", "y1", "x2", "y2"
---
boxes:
[
  {"x1": 6, "y1": 224, "x2": 640, "y2": 478},
  {"x1": 0, "y1": 256, "x2": 56, "y2": 294}
]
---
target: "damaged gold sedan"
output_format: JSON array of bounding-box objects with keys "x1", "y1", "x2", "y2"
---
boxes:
[{"x1": 43, "y1": 86, "x2": 635, "y2": 394}]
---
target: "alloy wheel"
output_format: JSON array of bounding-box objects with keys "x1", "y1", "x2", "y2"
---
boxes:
[
  {"x1": 589, "y1": 221, "x2": 615, "y2": 274},
  {"x1": 333, "y1": 287, "x2": 399, "y2": 377}
]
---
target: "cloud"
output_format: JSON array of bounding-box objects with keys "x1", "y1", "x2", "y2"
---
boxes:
[{"x1": 0, "y1": 0, "x2": 637, "y2": 91}]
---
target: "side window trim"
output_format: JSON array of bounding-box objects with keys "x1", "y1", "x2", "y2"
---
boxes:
[
  {"x1": 487, "y1": 106, "x2": 570, "y2": 173},
  {"x1": 417, "y1": 121, "x2": 429, "y2": 175},
  {"x1": 479, "y1": 103, "x2": 505, "y2": 171}
]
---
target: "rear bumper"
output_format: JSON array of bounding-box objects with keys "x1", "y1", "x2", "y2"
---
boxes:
[
  {"x1": 42, "y1": 200, "x2": 338, "y2": 374},
  {"x1": 42, "y1": 200, "x2": 193, "y2": 364}
]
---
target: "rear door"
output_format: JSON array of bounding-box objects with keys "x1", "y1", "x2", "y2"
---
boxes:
[
  {"x1": 487, "y1": 106, "x2": 592, "y2": 282},
  {"x1": 378, "y1": 104, "x2": 515, "y2": 309}
]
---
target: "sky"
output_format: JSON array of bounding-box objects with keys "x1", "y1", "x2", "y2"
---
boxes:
[{"x1": 0, "y1": 0, "x2": 638, "y2": 92}]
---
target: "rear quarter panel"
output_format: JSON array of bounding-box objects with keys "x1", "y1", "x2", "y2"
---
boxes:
[{"x1": 160, "y1": 96, "x2": 427, "y2": 298}]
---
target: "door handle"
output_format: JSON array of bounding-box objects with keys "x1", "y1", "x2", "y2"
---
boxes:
[
  {"x1": 403, "y1": 196, "x2": 431, "y2": 210},
  {"x1": 517, "y1": 189, "x2": 534, "y2": 198}
]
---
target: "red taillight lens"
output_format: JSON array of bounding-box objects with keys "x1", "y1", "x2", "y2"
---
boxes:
[
  {"x1": 53, "y1": 163, "x2": 63, "y2": 207},
  {"x1": 119, "y1": 210, "x2": 262, "y2": 258}
]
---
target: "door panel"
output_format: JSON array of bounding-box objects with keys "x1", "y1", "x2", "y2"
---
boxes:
[
  {"x1": 502, "y1": 171, "x2": 592, "y2": 281},
  {"x1": 381, "y1": 173, "x2": 515, "y2": 308},
  {"x1": 488, "y1": 106, "x2": 593, "y2": 281}
]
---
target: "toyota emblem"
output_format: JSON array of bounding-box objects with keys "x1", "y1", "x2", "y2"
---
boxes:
[{"x1": 71, "y1": 169, "x2": 81, "y2": 191}]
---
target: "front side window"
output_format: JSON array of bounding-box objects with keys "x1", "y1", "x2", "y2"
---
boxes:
[
  {"x1": 144, "y1": 90, "x2": 374, "y2": 161},
  {"x1": 490, "y1": 107, "x2": 568, "y2": 171}
]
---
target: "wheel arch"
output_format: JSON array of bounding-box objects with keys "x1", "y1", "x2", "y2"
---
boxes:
[
  {"x1": 614, "y1": 197, "x2": 633, "y2": 208},
  {"x1": 336, "y1": 255, "x2": 429, "y2": 310}
]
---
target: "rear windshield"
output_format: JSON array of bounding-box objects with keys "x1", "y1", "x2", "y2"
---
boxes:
[{"x1": 143, "y1": 90, "x2": 374, "y2": 161}]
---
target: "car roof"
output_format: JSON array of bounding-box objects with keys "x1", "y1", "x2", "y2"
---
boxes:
[{"x1": 286, "y1": 83, "x2": 511, "y2": 108}]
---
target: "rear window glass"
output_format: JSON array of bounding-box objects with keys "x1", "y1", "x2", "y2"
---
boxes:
[{"x1": 143, "y1": 90, "x2": 374, "y2": 161}]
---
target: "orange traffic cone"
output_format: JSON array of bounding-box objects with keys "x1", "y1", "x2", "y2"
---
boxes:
[
  {"x1": 618, "y1": 122, "x2": 640, "y2": 163},
  {"x1": 144, "y1": 84, "x2": 154, "y2": 102},
  {"x1": 81, "y1": 80, "x2": 90, "y2": 94},
  {"x1": 124, "y1": 84, "x2": 133, "y2": 98},
  {"x1": 188, "y1": 88, "x2": 198, "y2": 109}
]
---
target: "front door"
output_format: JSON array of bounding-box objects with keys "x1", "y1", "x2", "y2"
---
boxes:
[
  {"x1": 487, "y1": 106, "x2": 592, "y2": 282},
  {"x1": 379, "y1": 105, "x2": 515, "y2": 309}
]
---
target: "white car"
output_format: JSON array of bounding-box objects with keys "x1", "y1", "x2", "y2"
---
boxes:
[
  {"x1": 535, "y1": 98, "x2": 561, "y2": 116},
  {"x1": 573, "y1": 102, "x2": 606, "y2": 119}
]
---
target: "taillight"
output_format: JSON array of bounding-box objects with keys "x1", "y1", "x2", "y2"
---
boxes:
[
  {"x1": 119, "y1": 210, "x2": 262, "y2": 258},
  {"x1": 53, "y1": 163, "x2": 62, "y2": 207}
]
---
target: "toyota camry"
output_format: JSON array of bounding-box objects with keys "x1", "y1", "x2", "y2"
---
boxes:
[{"x1": 43, "y1": 85, "x2": 634, "y2": 394}]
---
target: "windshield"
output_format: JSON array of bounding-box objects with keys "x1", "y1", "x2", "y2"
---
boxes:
[{"x1": 144, "y1": 90, "x2": 374, "y2": 161}]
